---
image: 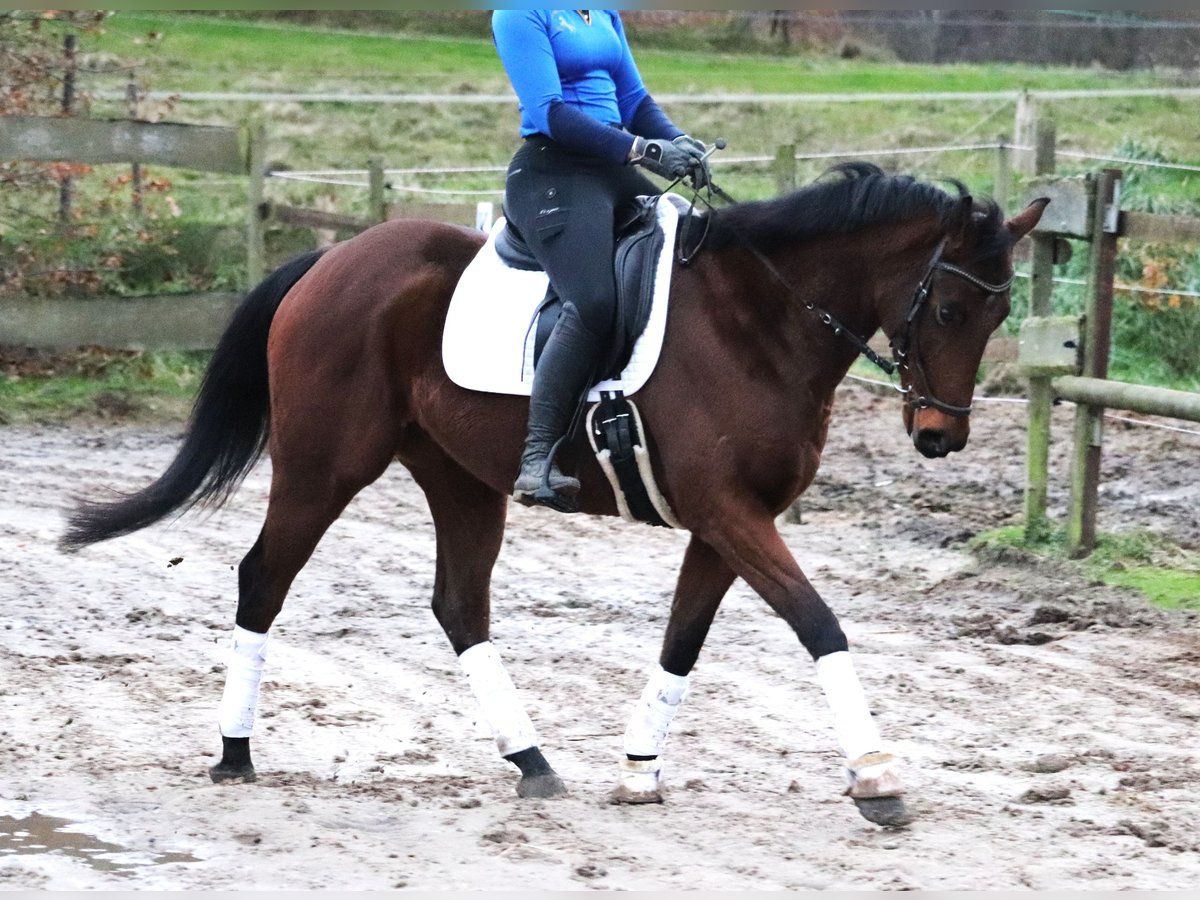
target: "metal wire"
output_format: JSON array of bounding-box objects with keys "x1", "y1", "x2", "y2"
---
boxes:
[
  {"x1": 387, "y1": 184, "x2": 504, "y2": 197},
  {"x1": 1012, "y1": 270, "x2": 1200, "y2": 301},
  {"x1": 266, "y1": 141, "x2": 1199, "y2": 187}
]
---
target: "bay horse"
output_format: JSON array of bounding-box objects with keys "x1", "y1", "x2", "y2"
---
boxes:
[{"x1": 62, "y1": 163, "x2": 1046, "y2": 828}]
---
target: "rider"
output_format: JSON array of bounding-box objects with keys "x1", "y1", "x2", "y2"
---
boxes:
[{"x1": 492, "y1": 9, "x2": 709, "y2": 511}]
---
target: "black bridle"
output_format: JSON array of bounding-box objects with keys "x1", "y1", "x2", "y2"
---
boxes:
[
  {"x1": 699, "y1": 220, "x2": 1013, "y2": 419},
  {"x1": 888, "y1": 238, "x2": 1014, "y2": 418},
  {"x1": 671, "y1": 169, "x2": 1014, "y2": 420}
]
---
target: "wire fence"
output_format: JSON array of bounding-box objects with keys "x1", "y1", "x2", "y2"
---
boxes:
[
  {"x1": 1012, "y1": 271, "x2": 1200, "y2": 302},
  {"x1": 264, "y1": 138, "x2": 1200, "y2": 300},
  {"x1": 267, "y1": 140, "x2": 1200, "y2": 187}
]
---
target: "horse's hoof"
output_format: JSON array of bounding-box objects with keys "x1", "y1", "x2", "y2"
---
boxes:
[
  {"x1": 608, "y1": 783, "x2": 664, "y2": 805},
  {"x1": 854, "y1": 796, "x2": 913, "y2": 828},
  {"x1": 209, "y1": 761, "x2": 257, "y2": 784},
  {"x1": 516, "y1": 773, "x2": 568, "y2": 799},
  {"x1": 610, "y1": 757, "x2": 665, "y2": 804}
]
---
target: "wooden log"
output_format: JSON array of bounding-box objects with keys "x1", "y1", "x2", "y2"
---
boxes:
[
  {"x1": 1052, "y1": 376, "x2": 1200, "y2": 423},
  {"x1": 1120, "y1": 210, "x2": 1200, "y2": 244},
  {"x1": 268, "y1": 203, "x2": 372, "y2": 233},
  {"x1": 0, "y1": 116, "x2": 246, "y2": 173},
  {"x1": 0, "y1": 293, "x2": 241, "y2": 351}
]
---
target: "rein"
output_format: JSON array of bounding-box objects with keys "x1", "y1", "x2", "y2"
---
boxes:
[{"x1": 673, "y1": 175, "x2": 1012, "y2": 418}]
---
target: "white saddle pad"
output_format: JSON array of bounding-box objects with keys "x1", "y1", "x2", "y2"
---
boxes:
[{"x1": 442, "y1": 193, "x2": 686, "y2": 400}]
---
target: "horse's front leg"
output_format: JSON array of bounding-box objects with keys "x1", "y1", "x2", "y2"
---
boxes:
[
  {"x1": 612, "y1": 535, "x2": 736, "y2": 803},
  {"x1": 702, "y1": 507, "x2": 912, "y2": 827}
]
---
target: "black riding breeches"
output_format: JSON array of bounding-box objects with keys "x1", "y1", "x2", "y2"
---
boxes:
[{"x1": 503, "y1": 135, "x2": 658, "y2": 341}]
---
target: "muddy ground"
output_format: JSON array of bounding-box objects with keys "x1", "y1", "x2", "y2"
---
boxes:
[{"x1": 1, "y1": 382, "x2": 1198, "y2": 890}]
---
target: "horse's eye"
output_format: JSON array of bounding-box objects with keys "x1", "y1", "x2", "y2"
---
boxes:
[{"x1": 935, "y1": 304, "x2": 955, "y2": 326}]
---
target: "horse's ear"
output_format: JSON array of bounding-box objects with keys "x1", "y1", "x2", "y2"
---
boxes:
[{"x1": 1005, "y1": 197, "x2": 1050, "y2": 242}]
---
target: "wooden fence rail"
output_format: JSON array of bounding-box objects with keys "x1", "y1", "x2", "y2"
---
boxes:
[
  {"x1": 1051, "y1": 376, "x2": 1200, "y2": 422},
  {"x1": 1, "y1": 114, "x2": 262, "y2": 284}
]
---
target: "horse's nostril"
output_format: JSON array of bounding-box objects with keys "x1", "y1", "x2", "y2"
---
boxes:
[{"x1": 914, "y1": 429, "x2": 949, "y2": 458}]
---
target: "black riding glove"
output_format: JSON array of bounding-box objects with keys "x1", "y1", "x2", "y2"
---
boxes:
[
  {"x1": 672, "y1": 134, "x2": 707, "y2": 159},
  {"x1": 628, "y1": 136, "x2": 694, "y2": 181},
  {"x1": 672, "y1": 134, "x2": 712, "y2": 190}
]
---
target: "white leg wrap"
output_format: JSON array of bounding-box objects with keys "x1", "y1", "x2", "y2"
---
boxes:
[
  {"x1": 611, "y1": 666, "x2": 688, "y2": 803},
  {"x1": 216, "y1": 625, "x2": 269, "y2": 738},
  {"x1": 459, "y1": 642, "x2": 538, "y2": 758},
  {"x1": 815, "y1": 651, "x2": 882, "y2": 761},
  {"x1": 623, "y1": 665, "x2": 689, "y2": 758},
  {"x1": 815, "y1": 651, "x2": 904, "y2": 799}
]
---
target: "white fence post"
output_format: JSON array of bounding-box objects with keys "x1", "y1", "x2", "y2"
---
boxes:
[{"x1": 475, "y1": 201, "x2": 494, "y2": 232}]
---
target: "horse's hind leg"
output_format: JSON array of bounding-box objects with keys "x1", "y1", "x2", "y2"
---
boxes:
[
  {"x1": 407, "y1": 444, "x2": 567, "y2": 799},
  {"x1": 613, "y1": 535, "x2": 735, "y2": 803},
  {"x1": 210, "y1": 422, "x2": 396, "y2": 783}
]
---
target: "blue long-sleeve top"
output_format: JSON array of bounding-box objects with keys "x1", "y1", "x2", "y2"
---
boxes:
[{"x1": 492, "y1": 10, "x2": 683, "y2": 164}]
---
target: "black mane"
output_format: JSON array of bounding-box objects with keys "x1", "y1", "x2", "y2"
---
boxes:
[{"x1": 706, "y1": 162, "x2": 1006, "y2": 261}]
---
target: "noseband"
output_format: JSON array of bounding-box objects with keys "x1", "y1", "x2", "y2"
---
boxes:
[{"x1": 889, "y1": 239, "x2": 1014, "y2": 418}]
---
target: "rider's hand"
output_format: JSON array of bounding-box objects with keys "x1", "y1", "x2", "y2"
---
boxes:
[
  {"x1": 673, "y1": 134, "x2": 712, "y2": 190},
  {"x1": 672, "y1": 134, "x2": 707, "y2": 160},
  {"x1": 628, "y1": 137, "x2": 694, "y2": 182}
]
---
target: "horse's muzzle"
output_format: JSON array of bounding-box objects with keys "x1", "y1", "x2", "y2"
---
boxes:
[
  {"x1": 905, "y1": 406, "x2": 969, "y2": 458},
  {"x1": 912, "y1": 426, "x2": 968, "y2": 458}
]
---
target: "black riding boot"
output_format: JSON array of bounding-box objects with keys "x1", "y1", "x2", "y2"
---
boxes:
[{"x1": 513, "y1": 307, "x2": 602, "y2": 512}]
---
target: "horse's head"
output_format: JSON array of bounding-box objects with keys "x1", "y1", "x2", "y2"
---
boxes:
[{"x1": 889, "y1": 195, "x2": 1048, "y2": 459}]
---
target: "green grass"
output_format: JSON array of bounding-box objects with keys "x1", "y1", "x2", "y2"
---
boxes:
[
  {"x1": 74, "y1": 13, "x2": 1200, "y2": 248},
  {"x1": 0, "y1": 350, "x2": 206, "y2": 423},
  {"x1": 66, "y1": 11, "x2": 1199, "y2": 210},
  {"x1": 971, "y1": 525, "x2": 1200, "y2": 611},
  {"x1": 90, "y1": 11, "x2": 1187, "y2": 97},
  {"x1": 82, "y1": 12, "x2": 1200, "y2": 180}
]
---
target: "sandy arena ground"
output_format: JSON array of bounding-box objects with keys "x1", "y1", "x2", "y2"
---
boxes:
[{"x1": 1, "y1": 382, "x2": 1198, "y2": 891}]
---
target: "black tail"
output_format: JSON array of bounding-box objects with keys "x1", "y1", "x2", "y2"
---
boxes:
[{"x1": 60, "y1": 250, "x2": 325, "y2": 551}]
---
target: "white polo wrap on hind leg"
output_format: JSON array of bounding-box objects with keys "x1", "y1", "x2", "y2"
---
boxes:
[
  {"x1": 459, "y1": 641, "x2": 538, "y2": 757},
  {"x1": 623, "y1": 665, "x2": 689, "y2": 758},
  {"x1": 815, "y1": 651, "x2": 882, "y2": 761},
  {"x1": 217, "y1": 625, "x2": 270, "y2": 738}
]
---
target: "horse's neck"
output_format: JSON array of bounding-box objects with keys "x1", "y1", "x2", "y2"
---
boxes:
[
  {"x1": 756, "y1": 222, "x2": 943, "y2": 367},
  {"x1": 736, "y1": 238, "x2": 884, "y2": 381}
]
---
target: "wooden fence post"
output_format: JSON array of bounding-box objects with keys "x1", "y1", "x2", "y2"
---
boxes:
[
  {"x1": 58, "y1": 34, "x2": 78, "y2": 227},
  {"x1": 246, "y1": 123, "x2": 267, "y2": 286},
  {"x1": 1015, "y1": 89, "x2": 1037, "y2": 174},
  {"x1": 1023, "y1": 118, "x2": 1058, "y2": 541},
  {"x1": 1066, "y1": 168, "x2": 1121, "y2": 558},
  {"x1": 774, "y1": 144, "x2": 796, "y2": 194},
  {"x1": 368, "y1": 158, "x2": 388, "y2": 224},
  {"x1": 126, "y1": 75, "x2": 143, "y2": 214},
  {"x1": 994, "y1": 135, "x2": 1011, "y2": 213}
]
